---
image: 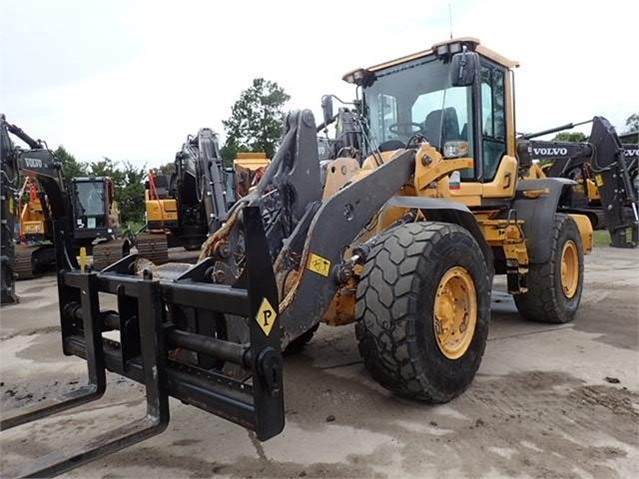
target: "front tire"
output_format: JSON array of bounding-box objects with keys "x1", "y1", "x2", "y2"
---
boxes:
[
  {"x1": 514, "y1": 214, "x2": 584, "y2": 323},
  {"x1": 355, "y1": 222, "x2": 491, "y2": 403}
]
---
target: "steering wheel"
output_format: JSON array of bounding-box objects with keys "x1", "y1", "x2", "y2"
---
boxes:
[{"x1": 388, "y1": 122, "x2": 424, "y2": 136}]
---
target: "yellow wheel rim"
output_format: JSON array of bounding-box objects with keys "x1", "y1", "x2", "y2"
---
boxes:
[
  {"x1": 433, "y1": 266, "x2": 477, "y2": 360},
  {"x1": 560, "y1": 240, "x2": 579, "y2": 298}
]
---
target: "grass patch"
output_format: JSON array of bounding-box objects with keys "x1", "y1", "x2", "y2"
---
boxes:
[
  {"x1": 123, "y1": 221, "x2": 146, "y2": 236},
  {"x1": 593, "y1": 230, "x2": 611, "y2": 247}
]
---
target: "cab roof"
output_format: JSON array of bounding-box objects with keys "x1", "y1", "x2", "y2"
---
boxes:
[{"x1": 342, "y1": 37, "x2": 519, "y2": 82}]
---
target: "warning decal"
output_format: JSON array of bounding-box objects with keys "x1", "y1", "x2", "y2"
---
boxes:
[
  {"x1": 256, "y1": 297, "x2": 277, "y2": 336},
  {"x1": 307, "y1": 253, "x2": 331, "y2": 277}
]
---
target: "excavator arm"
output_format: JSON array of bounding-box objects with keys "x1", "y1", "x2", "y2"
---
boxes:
[
  {"x1": 177, "y1": 128, "x2": 229, "y2": 232},
  {"x1": 517, "y1": 117, "x2": 638, "y2": 247}
]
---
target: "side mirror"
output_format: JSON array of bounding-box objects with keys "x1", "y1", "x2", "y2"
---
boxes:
[
  {"x1": 450, "y1": 51, "x2": 479, "y2": 87},
  {"x1": 321, "y1": 95, "x2": 334, "y2": 126}
]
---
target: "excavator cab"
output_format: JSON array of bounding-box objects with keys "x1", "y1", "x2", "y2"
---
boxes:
[{"x1": 70, "y1": 177, "x2": 120, "y2": 248}]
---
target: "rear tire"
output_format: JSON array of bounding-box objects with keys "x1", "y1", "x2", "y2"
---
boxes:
[
  {"x1": 514, "y1": 214, "x2": 584, "y2": 323},
  {"x1": 355, "y1": 222, "x2": 491, "y2": 402}
]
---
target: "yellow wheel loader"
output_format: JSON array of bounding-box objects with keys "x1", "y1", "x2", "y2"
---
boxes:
[{"x1": 1, "y1": 38, "x2": 608, "y2": 476}]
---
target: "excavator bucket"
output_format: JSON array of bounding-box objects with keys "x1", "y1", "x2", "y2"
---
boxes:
[{"x1": 1, "y1": 206, "x2": 284, "y2": 477}]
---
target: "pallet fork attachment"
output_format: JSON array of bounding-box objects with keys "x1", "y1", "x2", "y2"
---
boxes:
[{"x1": 0, "y1": 206, "x2": 284, "y2": 477}]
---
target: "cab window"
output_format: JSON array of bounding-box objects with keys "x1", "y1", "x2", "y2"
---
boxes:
[{"x1": 481, "y1": 64, "x2": 506, "y2": 181}]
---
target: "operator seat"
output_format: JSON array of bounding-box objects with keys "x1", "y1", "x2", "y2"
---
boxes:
[{"x1": 423, "y1": 108, "x2": 460, "y2": 149}]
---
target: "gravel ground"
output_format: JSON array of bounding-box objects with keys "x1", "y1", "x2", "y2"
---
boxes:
[{"x1": 1, "y1": 246, "x2": 637, "y2": 478}]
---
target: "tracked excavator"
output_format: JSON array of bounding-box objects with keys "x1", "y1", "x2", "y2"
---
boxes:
[
  {"x1": 1, "y1": 38, "x2": 617, "y2": 476},
  {"x1": 137, "y1": 128, "x2": 230, "y2": 263},
  {"x1": 0, "y1": 118, "x2": 129, "y2": 281}
]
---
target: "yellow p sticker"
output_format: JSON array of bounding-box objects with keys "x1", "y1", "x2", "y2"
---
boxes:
[
  {"x1": 256, "y1": 298, "x2": 277, "y2": 336},
  {"x1": 595, "y1": 174, "x2": 604, "y2": 187},
  {"x1": 307, "y1": 253, "x2": 331, "y2": 277}
]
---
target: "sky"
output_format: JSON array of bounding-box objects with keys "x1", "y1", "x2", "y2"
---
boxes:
[{"x1": 1, "y1": 0, "x2": 638, "y2": 169}]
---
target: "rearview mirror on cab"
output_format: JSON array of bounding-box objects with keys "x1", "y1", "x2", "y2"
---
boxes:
[
  {"x1": 450, "y1": 51, "x2": 479, "y2": 87},
  {"x1": 321, "y1": 95, "x2": 334, "y2": 127}
]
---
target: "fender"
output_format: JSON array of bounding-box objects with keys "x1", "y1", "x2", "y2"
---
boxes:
[
  {"x1": 512, "y1": 178, "x2": 576, "y2": 263},
  {"x1": 386, "y1": 196, "x2": 494, "y2": 270}
]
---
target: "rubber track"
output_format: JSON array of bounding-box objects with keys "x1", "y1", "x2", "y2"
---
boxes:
[
  {"x1": 14, "y1": 247, "x2": 34, "y2": 280},
  {"x1": 136, "y1": 233, "x2": 169, "y2": 264},
  {"x1": 92, "y1": 240, "x2": 126, "y2": 271}
]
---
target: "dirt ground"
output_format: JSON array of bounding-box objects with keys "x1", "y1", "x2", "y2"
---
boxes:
[{"x1": 0, "y1": 246, "x2": 637, "y2": 479}]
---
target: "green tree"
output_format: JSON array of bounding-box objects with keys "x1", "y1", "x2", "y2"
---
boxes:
[
  {"x1": 54, "y1": 145, "x2": 87, "y2": 180},
  {"x1": 118, "y1": 161, "x2": 147, "y2": 223},
  {"x1": 88, "y1": 157, "x2": 147, "y2": 223},
  {"x1": 88, "y1": 157, "x2": 124, "y2": 184},
  {"x1": 552, "y1": 132, "x2": 588, "y2": 143},
  {"x1": 221, "y1": 78, "x2": 290, "y2": 165},
  {"x1": 623, "y1": 113, "x2": 639, "y2": 133},
  {"x1": 156, "y1": 161, "x2": 176, "y2": 176}
]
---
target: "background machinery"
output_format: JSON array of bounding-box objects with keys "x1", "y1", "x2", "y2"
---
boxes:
[
  {"x1": 139, "y1": 128, "x2": 229, "y2": 263},
  {"x1": 68, "y1": 176, "x2": 129, "y2": 270},
  {"x1": 1, "y1": 117, "x2": 129, "y2": 282},
  {"x1": 2, "y1": 38, "x2": 613, "y2": 475},
  {"x1": 517, "y1": 125, "x2": 638, "y2": 247},
  {"x1": 14, "y1": 175, "x2": 128, "y2": 278},
  {"x1": 231, "y1": 152, "x2": 270, "y2": 200},
  {"x1": 0, "y1": 114, "x2": 19, "y2": 304},
  {"x1": 14, "y1": 176, "x2": 55, "y2": 279}
]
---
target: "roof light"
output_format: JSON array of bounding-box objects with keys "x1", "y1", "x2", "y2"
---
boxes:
[{"x1": 342, "y1": 68, "x2": 376, "y2": 87}]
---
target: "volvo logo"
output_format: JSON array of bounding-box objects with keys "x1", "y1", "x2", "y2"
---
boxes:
[
  {"x1": 24, "y1": 158, "x2": 43, "y2": 168},
  {"x1": 531, "y1": 147, "x2": 568, "y2": 157}
]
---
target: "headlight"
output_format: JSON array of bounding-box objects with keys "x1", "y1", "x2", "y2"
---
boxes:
[{"x1": 443, "y1": 141, "x2": 470, "y2": 159}]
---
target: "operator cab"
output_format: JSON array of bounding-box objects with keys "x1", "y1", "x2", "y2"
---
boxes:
[
  {"x1": 341, "y1": 38, "x2": 518, "y2": 183},
  {"x1": 71, "y1": 177, "x2": 112, "y2": 240}
]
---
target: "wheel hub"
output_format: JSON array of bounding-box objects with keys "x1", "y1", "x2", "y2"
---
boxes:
[
  {"x1": 560, "y1": 240, "x2": 579, "y2": 298},
  {"x1": 433, "y1": 266, "x2": 477, "y2": 360}
]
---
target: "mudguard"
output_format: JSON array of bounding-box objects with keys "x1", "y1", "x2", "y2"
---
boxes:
[
  {"x1": 386, "y1": 196, "x2": 493, "y2": 268},
  {"x1": 512, "y1": 178, "x2": 576, "y2": 263}
]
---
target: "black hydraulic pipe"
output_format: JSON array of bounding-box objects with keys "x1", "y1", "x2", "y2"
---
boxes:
[
  {"x1": 520, "y1": 119, "x2": 593, "y2": 140},
  {"x1": 7, "y1": 123, "x2": 41, "y2": 149}
]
